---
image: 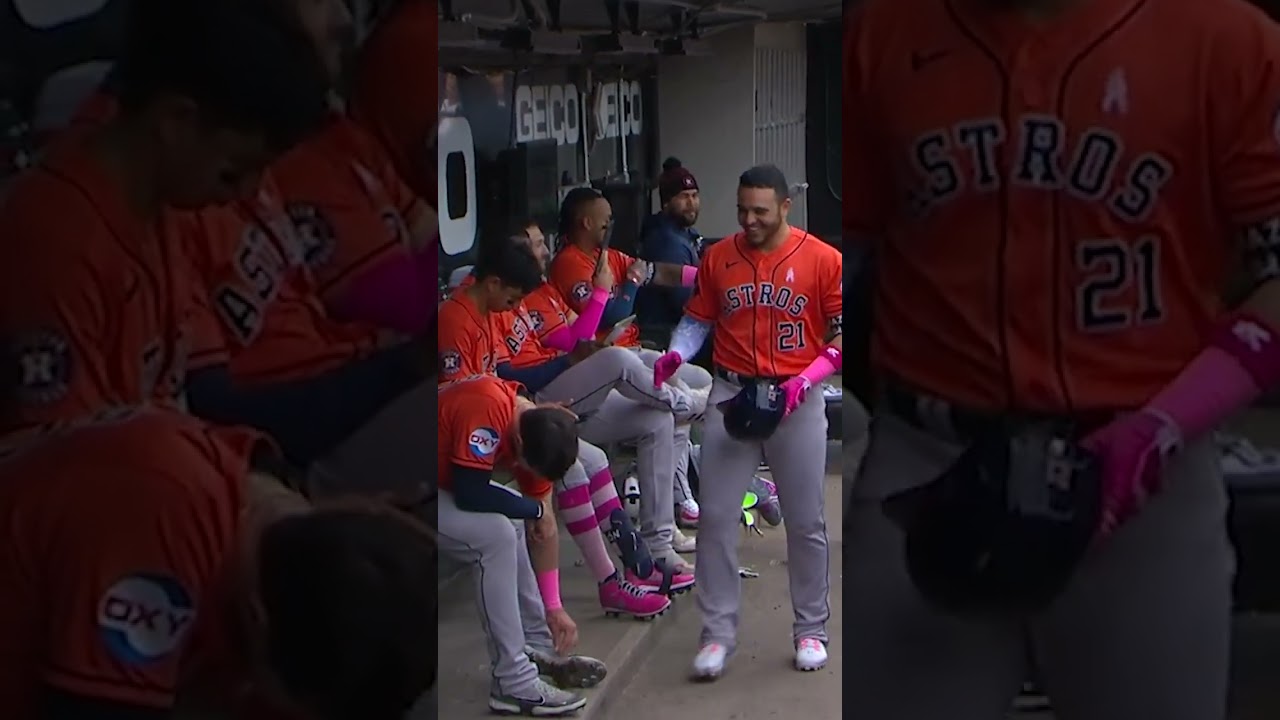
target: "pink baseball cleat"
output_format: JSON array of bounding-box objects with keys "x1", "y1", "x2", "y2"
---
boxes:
[
  {"x1": 600, "y1": 575, "x2": 671, "y2": 620},
  {"x1": 625, "y1": 562, "x2": 695, "y2": 595}
]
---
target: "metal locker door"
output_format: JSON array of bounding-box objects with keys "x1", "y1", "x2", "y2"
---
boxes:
[{"x1": 753, "y1": 45, "x2": 808, "y2": 229}]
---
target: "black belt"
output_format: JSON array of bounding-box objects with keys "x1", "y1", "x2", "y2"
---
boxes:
[
  {"x1": 714, "y1": 367, "x2": 785, "y2": 386},
  {"x1": 882, "y1": 382, "x2": 1118, "y2": 443}
]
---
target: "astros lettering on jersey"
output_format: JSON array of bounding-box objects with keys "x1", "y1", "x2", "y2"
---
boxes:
[
  {"x1": 686, "y1": 228, "x2": 843, "y2": 377},
  {"x1": 845, "y1": 0, "x2": 1280, "y2": 412},
  {"x1": 188, "y1": 172, "x2": 382, "y2": 384}
]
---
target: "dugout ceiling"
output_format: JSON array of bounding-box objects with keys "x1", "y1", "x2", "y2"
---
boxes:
[{"x1": 441, "y1": 0, "x2": 841, "y2": 64}]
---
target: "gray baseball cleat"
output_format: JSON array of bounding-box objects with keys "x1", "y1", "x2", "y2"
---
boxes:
[
  {"x1": 490, "y1": 678, "x2": 588, "y2": 716},
  {"x1": 525, "y1": 647, "x2": 608, "y2": 689}
]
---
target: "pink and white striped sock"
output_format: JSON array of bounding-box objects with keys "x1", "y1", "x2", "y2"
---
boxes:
[
  {"x1": 589, "y1": 468, "x2": 624, "y2": 523},
  {"x1": 556, "y1": 483, "x2": 617, "y2": 583}
]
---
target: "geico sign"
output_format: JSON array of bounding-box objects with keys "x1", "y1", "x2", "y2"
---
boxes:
[
  {"x1": 436, "y1": 116, "x2": 477, "y2": 256},
  {"x1": 515, "y1": 80, "x2": 643, "y2": 146}
]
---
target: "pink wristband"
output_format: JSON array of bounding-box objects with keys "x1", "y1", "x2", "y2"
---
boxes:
[
  {"x1": 681, "y1": 265, "x2": 698, "y2": 287},
  {"x1": 798, "y1": 345, "x2": 841, "y2": 385},
  {"x1": 1210, "y1": 311, "x2": 1280, "y2": 390},
  {"x1": 536, "y1": 569, "x2": 563, "y2": 610}
]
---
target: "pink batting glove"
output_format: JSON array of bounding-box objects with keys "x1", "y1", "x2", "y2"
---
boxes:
[
  {"x1": 1079, "y1": 409, "x2": 1182, "y2": 538},
  {"x1": 652, "y1": 351, "x2": 683, "y2": 388},
  {"x1": 779, "y1": 376, "x2": 811, "y2": 416}
]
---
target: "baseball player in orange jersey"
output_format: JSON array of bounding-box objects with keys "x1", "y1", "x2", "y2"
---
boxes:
[
  {"x1": 502, "y1": 223, "x2": 705, "y2": 584},
  {"x1": 350, "y1": 0, "x2": 439, "y2": 206},
  {"x1": 651, "y1": 165, "x2": 843, "y2": 679},
  {"x1": 549, "y1": 189, "x2": 714, "y2": 526},
  {"x1": 442, "y1": 237, "x2": 692, "y2": 608},
  {"x1": 272, "y1": 113, "x2": 438, "y2": 335},
  {"x1": 845, "y1": 0, "x2": 1280, "y2": 717},
  {"x1": 436, "y1": 375, "x2": 611, "y2": 716},
  {"x1": 0, "y1": 0, "x2": 330, "y2": 432},
  {"x1": 0, "y1": 406, "x2": 437, "y2": 720}
]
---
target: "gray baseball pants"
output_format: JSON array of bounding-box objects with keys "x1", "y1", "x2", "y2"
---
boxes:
[
  {"x1": 843, "y1": 412, "x2": 1233, "y2": 720},
  {"x1": 695, "y1": 376, "x2": 831, "y2": 650},
  {"x1": 536, "y1": 345, "x2": 710, "y2": 563}
]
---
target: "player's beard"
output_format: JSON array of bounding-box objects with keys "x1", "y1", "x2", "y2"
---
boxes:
[
  {"x1": 671, "y1": 207, "x2": 698, "y2": 228},
  {"x1": 743, "y1": 219, "x2": 780, "y2": 247}
]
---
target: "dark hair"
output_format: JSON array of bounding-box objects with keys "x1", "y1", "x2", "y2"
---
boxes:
[
  {"x1": 509, "y1": 217, "x2": 541, "y2": 237},
  {"x1": 114, "y1": 0, "x2": 330, "y2": 152},
  {"x1": 518, "y1": 408, "x2": 579, "y2": 479},
  {"x1": 557, "y1": 186, "x2": 603, "y2": 237},
  {"x1": 738, "y1": 164, "x2": 790, "y2": 201},
  {"x1": 473, "y1": 235, "x2": 543, "y2": 293},
  {"x1": 257, "y1": 505, "x2": 438, "y2": 720}
]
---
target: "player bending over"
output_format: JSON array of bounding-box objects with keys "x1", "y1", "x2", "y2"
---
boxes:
[
  {"x1": 438, "y1": 375, "x2": 610, "y2": 716},
  {"x1": 0, "y1": 407, "x2": 436, "y2": 720},
  {"x1": 440, "y1": 237, "x2": 687, "y2": 616},
  {"x1": 844, "y1": 0, "x2": 1280, "y2": 717},
  {"x1": 653, "y1": 164, "x2": 843, "y2": 679}
]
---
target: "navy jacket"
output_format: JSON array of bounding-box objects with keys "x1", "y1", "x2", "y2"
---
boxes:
[{"x1": 636, "y1": 212, "x2": 702, "y2": 327}]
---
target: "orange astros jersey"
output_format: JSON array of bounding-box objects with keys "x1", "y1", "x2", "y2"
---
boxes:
[
  {"x1": 187, "y1": 171, "x2": 382, "y2": 384},
  {"x1": 437, "y1": 286, "x2": 509, "y2": 380},
  {"x1": 0, "y1": 407, "x2": 263, "y2": 715},
  {"x1": 271, "y1": 114, "x2": 429, "y2": 309},
  {"x1": 547, "y1": 245, "x2": 640, "y2": 346},
  {"x1": 350, "y1": 0, "x2": 439, "y2": 204},
  {"x1": 522, "y1": 282, "x2": 574, "y2": 341},
  {"x1": 437, "y1": 375, "x2": 522, "y2": 492},
  {"x1": 0, "y1": 141, "x2": 198, "y2": 431},
  {"x1": 685, "y1": 228, "x2": 842, "y2": 378},
  {"x1": 846, "y1": 0, "x2": 1280, "y2": 412}
]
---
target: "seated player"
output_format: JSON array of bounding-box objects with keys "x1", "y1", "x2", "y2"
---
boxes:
[
  {"x1": 178, "y1": 0, "x2": 437, "y2": 472},
  {"x1": 0, "y1": 0, "x2": 330, "y2": 432},
  {"x1": 551, "y1": 191, "x2": 713, "y2": 545},
  {"x1": 440, "y1": 238, "x2": 685, "y2": 609},
  {"x1": 438, "y1": 374, "x2": 609, "y2": 716},
  {"x1": 0, "y1": 406, "x2": 437, "y2": 720},
  {"x1": 503, "y1": 221, "x2": 706, "y2": 560},
  {"x1": 269, "y1": 39, "x2": 437, "y2": 337}
]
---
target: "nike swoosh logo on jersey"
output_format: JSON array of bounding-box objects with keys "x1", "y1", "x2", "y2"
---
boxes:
[
  {"x1": 725, "y1": 260, "x2": 740, "y2": 269},
  {"x1": 911, "y1": 49, "x2": 950, "y2": 71}
]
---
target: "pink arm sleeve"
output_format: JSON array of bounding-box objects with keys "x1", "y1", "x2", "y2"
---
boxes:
[
  {"x1": 333, "y1": 247, "x2": 437, "y2": 334},
  {"x1": 1146, "y1": 311, "x2": 1280, "y2": 441},
  {"x1": 570, "y1": 288, "x2": 609, "y2": 341},
  {"x1": 542, "y1": 326, "x2": 577, "y2": 352}
]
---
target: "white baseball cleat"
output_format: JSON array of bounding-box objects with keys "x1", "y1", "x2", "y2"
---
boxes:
[
  {"x1": 691, "y1": 642, "x2": 728, "y2": 681},
  {"x1": 673, "y1": 528, "x2": 697, "y2": 554},
  {"x1": 794, "y1": 637, "x2": 827, "y2": 671}
]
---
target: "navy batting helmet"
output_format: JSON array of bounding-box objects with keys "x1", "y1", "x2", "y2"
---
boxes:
[
  {"x1": 720, "y1": 381, "x2": 786, "y2": 441},
  {"x1": 882, "y1": 425, "x2": 1102, "y2": 616}
]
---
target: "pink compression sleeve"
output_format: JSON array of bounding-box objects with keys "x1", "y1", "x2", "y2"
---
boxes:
[
  {"x1": 797, "y1": 345, "x2": 841, "y2": 385},
  {"x1": 681, "y1": 265, "x2": 698, "y2": 286},
  {"x1": 570, "y1": 287, "x2": 609, "y2": 340},
  {"x1": 536, "y1": 569, "x2": 563, "y2": 610},
  {"x1": 334, "y1": 248, "x2": 437, "y2": 334},
  {"x1": 543, "y1": 326, "x2": 577, "y2": 352},
  {"x1": 1147, "y1": 312, "x2": 1280, "y2": 441}
]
